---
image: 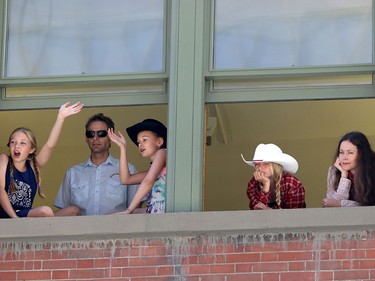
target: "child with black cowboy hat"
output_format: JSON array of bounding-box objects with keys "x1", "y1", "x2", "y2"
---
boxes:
[{"x1": 108, "y1": 118, "x2": 167, "y2": 214}]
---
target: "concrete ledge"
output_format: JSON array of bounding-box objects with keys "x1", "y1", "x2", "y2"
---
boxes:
[{"x1": 0, "y1": 207, "x2": 374, "y2": 242}]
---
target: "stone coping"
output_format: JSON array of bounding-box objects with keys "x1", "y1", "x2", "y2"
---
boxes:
[{"x1": 0, "y1": 207, "x2": 374, "y2": 242}]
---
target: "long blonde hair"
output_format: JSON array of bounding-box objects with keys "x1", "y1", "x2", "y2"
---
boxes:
[
  {"x1": 7, "y1": 127, "x2": 45, "y2": 198},
  {"x1": 269, "y1": 163, "x2": 283, "y2": 206}
]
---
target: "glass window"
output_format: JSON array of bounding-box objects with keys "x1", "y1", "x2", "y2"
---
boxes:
[
  {"x1": 6, "y1": 0, "x2": 165, "y2": 77},
  {"x1": 213, "y1": 0, "x2": 372, "y2": 69}
]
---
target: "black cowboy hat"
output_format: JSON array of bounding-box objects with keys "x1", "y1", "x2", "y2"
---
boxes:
[{"x1": 126, "y1": 119, "x2": 167, "y2": 148}]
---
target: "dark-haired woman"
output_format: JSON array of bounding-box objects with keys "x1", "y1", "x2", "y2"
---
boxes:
[{"x1": 322, "y1": 131, "x2": 375, "y2": 207}]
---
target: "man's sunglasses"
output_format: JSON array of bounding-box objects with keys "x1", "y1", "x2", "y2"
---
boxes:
[{"x1": 85, "y1": 130, "x2": 108, "y2": 138}]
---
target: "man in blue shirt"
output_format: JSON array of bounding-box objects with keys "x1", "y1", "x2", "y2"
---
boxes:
[{"x1": 54, "y1": 113, "x2": 139, "y2": 215}]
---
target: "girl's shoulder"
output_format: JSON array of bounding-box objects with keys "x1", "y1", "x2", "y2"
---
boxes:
[
  {"x1": 0, "y1": 153, "x2": 9, "y2": 168},
  {"x1": 155, "y1": 148, "x2": 167, "y2": 158},
  {"x1": 0, "y1": 153, "x2": 9, "y2": 162},
  {"x1": 282, "y1": 172, "x2": 303, "y2": 185}
]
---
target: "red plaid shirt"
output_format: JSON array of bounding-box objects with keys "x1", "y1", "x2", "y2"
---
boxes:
[{"x1": 246, "y1": 173, "x2": 306, "y2": 209}]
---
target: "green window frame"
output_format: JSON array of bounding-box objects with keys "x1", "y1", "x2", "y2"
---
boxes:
[{"x1": 0, "y1": 0, "x2": 375, "y2": 212}]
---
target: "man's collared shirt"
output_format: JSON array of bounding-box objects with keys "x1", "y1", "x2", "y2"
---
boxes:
[{"x1": 54, "y1": 155, "x2": 138, "y2": 215}]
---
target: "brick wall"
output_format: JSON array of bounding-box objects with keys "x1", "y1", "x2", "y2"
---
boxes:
[
  {"x1": 0, "y1": 209, "x2": 374, "y2": 281},
  {"x1": 0, "y1": 230, "x2": 374, "y2": 281}
]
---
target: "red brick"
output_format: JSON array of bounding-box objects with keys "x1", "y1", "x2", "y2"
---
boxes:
[
  {"x1": 367, "y1": 249, "x2": 375, "y2": 258},
  {"x1": 226, "y1": 253, "x2": 260, "y2": 263},
  {"x1": 117, "y1": 247, "x2": 131, "y2": 256},
  {"x1": 253, "y1": 262, "x2": 288, "y2": 272},
  {"x1": 252, "y1": 243, "x2": 286, "y2": 252},
  {"x1": 24, "y1": 260, "x2": 35, "y2": 270},
  {"x1": 0, "y1": 261, "x2": 25, "y2": 271},
  {"x1": 226, "y1": 273, "x2": 262, "y2": 281},
  {"x1": 342, "y1": 259, "x2": 360, "y2": 270},
  {"x1": 107, "y1": 267, "x2": 122, "y2": 278},
  {"x1": 280, "y1": 272, "x2": 315, "y2": 281},
  {"x1": 358, "y1": 239, "x2": 375, "y2": 249},
  {"x1": 184, "y1": 264, "x2": 210, "y2": 275},
  {"x1": 198, "y1": 275, "x2": 228, "y2": 281},
  {"x1": 278, "y1": 251, "x2": 313, "y2": 261},
  {"x1": 142, "y1": 246, "x2": 169, "y2": 256},
  {"x1": 335, "y1": 249, "x2": 366, "y2": 259},
  {"x1": 181, "y1": 255, "x2": 198, "y2": 265},
  {"x1": 42, "y1": 259, "x2": 77, "y2": 269},
  {"x1": 334, "y1": 270, "x2": 369, "y2": 280},
  {"x1": 262, "y1": 273, "x2": 280, "y2": 281},
  {"x1": 111, "y1": 257, "x2": 129, "y2": 267},
  {"x1": 370, "y1": 269, "x2": 375, "y2": 279},
  {"x1": 18, "y1": 251, "x2": 35, "y2": 260},
  {"x1": 0, "y1": 272, "x2": 17, "y2": 281},
  {"x1": 34, "y1": 250, "x2": 51, "y2": 260},
  {"x1": 287, "y1": 240, "x2": 314, "y2": 251},
  {"x1": 319, "y1": 240, "x2": 337, "y2": 250},
  {"x1": 305, "y1": 261, "x2": 317, "y2": 271},
  {"x1": 68, "y1": 249, "x2": 100, "y2": 259},
  {"x1": 319, "y1": 260, "x2": 342, "y2": 270},
  {"x1": 335, "y1": 240, "x2": 358, "y2": 249},
  {"x1": 129, "y1": 256, "x2": 169, "y2": 266},
  {"x1": 157, "y1": 265, "x2": 175, "y2": 276},
  {"x1": 18, "y1": 270, "x2": 51, "y2": 280},
  {"x1": 317, "y1": 271, "x2": 334, "y2": 281},
  {"x1": 196, "y1": 254, "x2": 219, "y2": 264},
  {"x1": 52, "y1": 270, "x2": 69, "y2": 279},
  {"x1": 235, "y1": 263, "x2": 253, "y2": 272},
  {"x1": 261, "y1": 252, "x2": 278, "y2": 262},
  {"x1": 360, "y1": 259, "x2": 375, "y2": 269},
  {"x1": 77, "y1": 259, "x2": 94, "y2": 268},
  {"x1": 70, "y1": 269, "x2": 106, "y2": 279},
  {"x1": 288, "y1": 261, "x2": 306, "y2": 271},
  {"x1": 94, "y1": 258, "x2": 111, "y2": 268},
  {"x1": 52, "y1": 250, "x2": 68, "y2": 259},
  {"x1": 129, "y1": 247, "x2": 142, "y2": 256},
  {"x1": 1, "y1": 252, "x2": 16, "y2": 261},
  {"x1": 122, "y1": 266, "x2": 157, "y2": 277},
  {"x1": 318, "y1": 250, "x2": 330, "y2": 260},
  {"x1": 209, "y1": 264, "x2": 235, "y2": 274}
]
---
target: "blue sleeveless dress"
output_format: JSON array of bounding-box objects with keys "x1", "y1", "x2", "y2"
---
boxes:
[{"x1": 0, "y1": 160, "x2": 37, "y2": 218}]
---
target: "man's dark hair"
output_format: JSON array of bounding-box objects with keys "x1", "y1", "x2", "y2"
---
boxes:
[{"x1": 85, "y1": 113, "x2": 115, "y2": 130}]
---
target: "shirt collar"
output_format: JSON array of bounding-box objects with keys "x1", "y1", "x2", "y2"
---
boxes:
[{"x1": 84, "y1": 154, "x2": 115, "y2": 167}]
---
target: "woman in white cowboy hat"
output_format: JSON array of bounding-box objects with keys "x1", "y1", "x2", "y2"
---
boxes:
[
  {"x1": 108, "y1": 119, "x2": 167, "y2": 214},
  {"x1": 241, "y1": 143, "x2": 306, "y2": 210}
]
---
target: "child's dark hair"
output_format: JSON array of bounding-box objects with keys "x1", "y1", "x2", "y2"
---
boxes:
[
  {"x1": 7, "y1": 128, "x2": 45, "y2": 198},
  {"x1": 85, "y1": 113, "x2": 115, "y2": 130}
]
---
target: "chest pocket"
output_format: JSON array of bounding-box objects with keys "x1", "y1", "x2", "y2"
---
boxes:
[
  {"x1": 71, "y1": 181, "x2": 89, "y2": 206},
  {"x1": 105, "y1": 179, "x2": 126, "y2": 201}
]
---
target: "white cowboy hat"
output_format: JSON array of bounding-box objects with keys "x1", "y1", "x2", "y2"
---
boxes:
[{"x1": 241, "y1": 143, "x2": 299, "y2": 174}]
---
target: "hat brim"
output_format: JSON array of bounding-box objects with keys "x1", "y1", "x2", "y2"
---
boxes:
[{"x1": 241, "y1": 154, "x2": 298, "y2": 174}]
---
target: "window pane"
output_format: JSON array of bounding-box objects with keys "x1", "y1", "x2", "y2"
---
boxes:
[
  {"x1": 6, "y1": 0, "x2": 164, "y2": 77},
  {"x1": 214, "y1": 0, "x2": 372, "y2": 69}
]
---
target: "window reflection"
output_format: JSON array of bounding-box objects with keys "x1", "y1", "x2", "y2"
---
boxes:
[
  {"x1": 214, "y1": 0, "x2": 372, "y2": 69},
  {"x1": 6, "y1": 0, "x2": 165, "y2": 77}
]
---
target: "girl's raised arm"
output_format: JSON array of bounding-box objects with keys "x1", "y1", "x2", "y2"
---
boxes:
[{"x1": 36, "y1": 102, "x2": 83, "y2": 168}]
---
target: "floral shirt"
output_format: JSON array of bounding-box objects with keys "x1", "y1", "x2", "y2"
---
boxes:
[{"x1": 146, "y1": 167, "x2": 166, "y2": 213}]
